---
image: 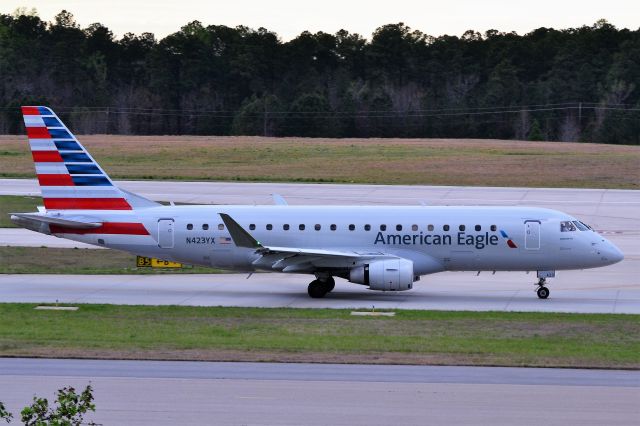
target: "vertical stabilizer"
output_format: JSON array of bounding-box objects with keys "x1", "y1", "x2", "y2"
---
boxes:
[{"x1": 22, "y1": 106, "x2": 158, "y2": 210}]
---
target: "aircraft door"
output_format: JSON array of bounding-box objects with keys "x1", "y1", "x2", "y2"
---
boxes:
[
  {"x1": 524, "y1": 220, "x2": 540, "y2": 250},
  {"x1": 158, "y1": 219, "x2": 175, "y2": 248}
]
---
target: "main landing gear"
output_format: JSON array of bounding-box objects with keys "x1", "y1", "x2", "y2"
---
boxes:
[
  {"x1": 536, "y1": 278, "x2": 550, "y2": 299},
  {"x1": 307, "y1": 276, "x2": 335, "y2": 298}
]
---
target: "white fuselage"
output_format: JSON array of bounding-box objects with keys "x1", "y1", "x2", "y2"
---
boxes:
[{"x1": 50, "y1": 205, "x2": 623, "y2": 276}]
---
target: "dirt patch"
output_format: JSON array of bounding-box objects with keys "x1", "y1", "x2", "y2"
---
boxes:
[{"x1": 3, "y1": 347, "x2": 636, "y2": 369}]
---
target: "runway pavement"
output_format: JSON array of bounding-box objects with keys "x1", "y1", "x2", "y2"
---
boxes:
[
  {"x1": 2, "y1": 178, "x2": 640, "y2": 211},
  {"x1": 1, "y1": 359, "x2": 638, "y2": 425},
  {"x1": 1, "y1": 268, "x2": 638, "y2": 313},
  {"x1": 0, "y1": 227, "x2": 99, "y2": 248}
]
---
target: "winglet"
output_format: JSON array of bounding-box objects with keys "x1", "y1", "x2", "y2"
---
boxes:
[
  {"x1": 218, "y1": 213, "x2": 263, "y2": 249},
  {"x1": 272, "y1": 193, "x2": 288, "y2": 205}
]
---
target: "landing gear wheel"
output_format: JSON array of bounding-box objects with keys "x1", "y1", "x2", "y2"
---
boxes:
[
  {"x1": 537, "y1": 286, "x2": 550, "y2": 299},
  {"x1": 308, "y1": 280, "x2": 328, "y2": 298},
  {"x1": 322, "y1": 277, "x2": 335, "y2": 293}
]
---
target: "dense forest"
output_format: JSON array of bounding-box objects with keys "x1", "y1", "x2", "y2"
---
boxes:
[{"x1": 0, "y1": 10, "x2": 639, "y2": 143}]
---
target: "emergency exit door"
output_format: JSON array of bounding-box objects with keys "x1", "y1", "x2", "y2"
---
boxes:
[
  {"x1": 524, "y1": 220, "x2": 540, "y2": 250},
  {"x1": 158, "y1": 219, "x2": 175, "y2": 248}
]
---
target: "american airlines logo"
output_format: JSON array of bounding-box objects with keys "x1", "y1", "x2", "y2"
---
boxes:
[{"x1": 374, "y1": 231, "x2": 501, "y2": 249}]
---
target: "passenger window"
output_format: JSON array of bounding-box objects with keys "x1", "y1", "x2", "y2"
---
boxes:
[
  {"x1": 572, "y1": 221, "x2": 589, "y2": 231},
  {"x1": 411, "y1": 224, "x2": 418, "y2": 231},
  {"x1": 459, "y1": 225, "x2": 465, "y2": 231},
  {"x1": 249, "y1": 224, "x2": 256, "y2": 230},
  {"x1": 560, "y1": 221, "x2": 577, "y2": 232},
  {"x1": 202, "y1": 224, "x2": 209, "y2": 230},
  {"x1": 330, "y1": 224, "x2": 336, "y2": 231},
  {"x1": 349, "y1": 224, "x2": 355, "y2": 231},
  {"x1": 490, "y1": 225, "x2": 497, "y2": 232},
  {"x1": 443, "y1": 225, "x2": 450, "y2": 231},
  {"x1": 283, "y1": 224, "x2": 290, "y2": 230},
  {"x1": 299, "y1": 224, "x2": 305, "y2": 231},
  {"x1": 364, "y1": 224, "x2": 371, "y2": 231},
  {"x1": 218, "y1": 224, "x2": 224, "y2": 230},
  {"x1": 266, "y1": 224, "x2": 273, "y2": 230},
  {"x1": 427, "y1": 224, "x2": 434, "y2": 232},
  {"x1": 187, "y1": 224, "x2": 193, "y2": 230},
  {"x1": 380, "y1": 224, "x2": 387, "y2": 231},
  {"x1": 396, "y1": 225, "x2": 402, "y2": 231},
  {"x1": 475, "y1": 225, "x2": 481, "y2": 231},
  {"x1": 315, "y1": 224, "x2": 321, "y2": 231}
]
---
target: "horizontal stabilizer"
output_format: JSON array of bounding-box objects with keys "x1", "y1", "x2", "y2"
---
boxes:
[{"x1": 10, "y1": 213, "x2": 102, "y2": 229}]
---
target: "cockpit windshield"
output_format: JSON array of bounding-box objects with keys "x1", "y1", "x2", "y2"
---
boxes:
[
  {"x1": 572, "y1": 221, "x2": 590, "y2": 231},
  {"x1": 562, "y1": 220, "x2": 592, "y2": 232}
]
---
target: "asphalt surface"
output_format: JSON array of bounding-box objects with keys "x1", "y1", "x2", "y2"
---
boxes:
[{"x1": 1, "y1": 359, "x2": 638, "y2": 425}]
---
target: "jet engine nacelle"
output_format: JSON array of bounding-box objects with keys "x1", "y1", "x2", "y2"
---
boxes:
[{"x1": 349, "y1": 258, "x2": 414, "y2": 291}]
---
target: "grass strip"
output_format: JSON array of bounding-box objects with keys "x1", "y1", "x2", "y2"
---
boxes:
[
  {"x1": 0, "y1": 247, "x2": 222, "y2": 274},
  {"x1": 0, "y1": 304, "x2": 638, "y2": 368},
  {"x1": 0, "y1": 195, "x2": 42, "y2": 227},
  {"x1": 2, "y1": 136, "x2": 639, "y2": 188}
]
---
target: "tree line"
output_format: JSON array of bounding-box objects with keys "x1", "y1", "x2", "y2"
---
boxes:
[{"x1": 0, "y1": 10, "x2": 638, "y2": 144}]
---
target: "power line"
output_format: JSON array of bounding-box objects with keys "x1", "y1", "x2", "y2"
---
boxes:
[{"x1": 2, "y1": 103, "x2": 635, "y2": 119}]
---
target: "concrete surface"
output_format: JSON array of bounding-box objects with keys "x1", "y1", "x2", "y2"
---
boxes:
[
  {"x1": 0, "y1": 227, "x2": 99, "y2": 248},
  {"x1": 2, "y1": 178, "x2": 639, "y2": 210},
  {"x1": 1, "y1": 359, "x2": 638, "y2": 425},
  {"x1": 0, "y1": 269, "x2": 637, "y2": 313}
]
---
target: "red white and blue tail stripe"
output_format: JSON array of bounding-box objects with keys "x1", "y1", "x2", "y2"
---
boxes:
[{"x1": 22, "y1": 106, "x2": 132, "y2": 210}]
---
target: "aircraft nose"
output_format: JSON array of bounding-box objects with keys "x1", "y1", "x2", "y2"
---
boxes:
[
  {"x1": 601, "y1": 239, "x2": 624, "y2": 265},
  {"x1": 608, "y1": 243, "x2": 624, "y2": 264}
]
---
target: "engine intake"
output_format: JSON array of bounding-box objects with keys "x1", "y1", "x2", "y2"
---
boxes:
[{"x1": 349, "y1": 259, "x2": 414, "y2": 291}]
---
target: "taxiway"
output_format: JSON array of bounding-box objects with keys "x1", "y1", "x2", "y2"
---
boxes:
[
  {"x1": 1, "y1": 359, "x2": 637, "y2": 425},
  {"x1": 0, "y1": 269, "x2": 638, "y2": 313}
]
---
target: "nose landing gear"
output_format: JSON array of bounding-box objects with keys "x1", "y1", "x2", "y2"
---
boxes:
[
  {"x1": 536, "y1": 278, "x2": 550, "y2": 299},
  {"x1": 535, "y1": 271, "x2": 555, "y2": 299}
]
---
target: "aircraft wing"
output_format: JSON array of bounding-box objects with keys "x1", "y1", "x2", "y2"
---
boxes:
[{"x1": 219, "y1": 213, "x2": 396, "y2": 272}]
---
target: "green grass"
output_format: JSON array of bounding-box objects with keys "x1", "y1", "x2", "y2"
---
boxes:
[
  {"x1": 0, "y1": 304, "x2": 638, "y2": 368},
  {"x1": 0, "y1": 195, "x2": 41, "y2": 227},
  {"x1": 2, "y1": 136, "x2": 639, "y2": 188},
  {"x1": 0, "y1": 247, "x2": 222, "y2": 274}
]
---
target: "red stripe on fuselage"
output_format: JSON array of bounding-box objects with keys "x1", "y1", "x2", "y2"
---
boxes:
[
  {"x1": 37, "y1": 174, "x2": 74, "y2": 186},
  {"x1": 21, "y1": 106, "x2": 41, "y2": 115},
  {"x1": 32, "y1": 151, "x2": 63, "y2": 162},
  {"x1": 43, "y1": 198, "x2": 132, "y2": 210},
  {"x1": 26, "y1": 127, "x2": 50, "y2": 138},
  {"x1": 50, "y1": 222, "x2": 149, "y2": 235}
]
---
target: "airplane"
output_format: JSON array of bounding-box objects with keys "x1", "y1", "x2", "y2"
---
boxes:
[{"x1": 11, "y1": 106, "x2": 624, "y2": 299}]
